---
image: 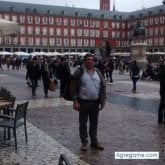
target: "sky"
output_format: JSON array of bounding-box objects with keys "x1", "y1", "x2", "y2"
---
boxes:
[{"x1": 1, "y1": 0, "x2": 164, "y2": 12}]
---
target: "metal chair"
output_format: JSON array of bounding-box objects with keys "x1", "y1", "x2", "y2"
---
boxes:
[
  {"x1": 58, "y1": 154, "x2": 71, "y2": 165},
  {"x1": 0, "y1": 101, "x2": 29, "y2": 150}
]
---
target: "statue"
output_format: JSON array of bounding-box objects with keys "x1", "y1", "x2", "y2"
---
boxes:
[{"x1": 133, "y1": 21, "x2": 146, "y2": 38}]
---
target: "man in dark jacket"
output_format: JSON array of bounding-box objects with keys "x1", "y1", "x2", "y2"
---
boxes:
[
  {"x1": 70, "y1": 54, "x2": 106, "y2": 151},
  {"x1": 158, "y1": 61, "x2": 165, "y2": 124},
  {"x1": 28, "y1": 57, "x2": 41, "y2": 98}
]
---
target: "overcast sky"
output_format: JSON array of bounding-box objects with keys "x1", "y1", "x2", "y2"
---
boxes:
[{"x1": 2, "y1": 0, "x2": 164, "y2": 11}]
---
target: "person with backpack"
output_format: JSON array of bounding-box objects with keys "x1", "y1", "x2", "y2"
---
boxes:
[
  {"x1": 158, "y1": 60, "x2": 165, "y2": 124},
  {"x1": 130, "y1": 60, "x2": 140, "y2": 93},
  {"x1": 70, "y1": 54, "x2": 106, "y2": 151}
]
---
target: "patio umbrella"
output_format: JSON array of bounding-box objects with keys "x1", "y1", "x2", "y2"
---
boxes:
[{"x1": 0, "y1": 18, "x2": 19, "y2": 36}]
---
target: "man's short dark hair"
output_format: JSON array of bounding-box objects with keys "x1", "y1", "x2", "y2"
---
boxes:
[{"x1": 83, "y1": 53, "x2": 94, "y2": 61}]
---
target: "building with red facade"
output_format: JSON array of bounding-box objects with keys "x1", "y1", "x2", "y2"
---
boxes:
[
  {"x1": 100, "y1": 0, "x2": 110, "y2": 11},
  {"x1": 0, "y1": 1, "x2": 164, "y2": 56}
]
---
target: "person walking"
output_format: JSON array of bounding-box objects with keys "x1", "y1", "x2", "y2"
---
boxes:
[
  {"x1": 57, "y1": 57, "x2": 70, "y2": 97},
  {"x1": 70, "y1": 54, "x2": 106, "y2": 151},
  {"x1": 108, "y1": 58, "x2": 114, "y2": 83},
  {"x1": 28, "y1": 57, "x2": 41, "y2": 98},
  {"x1": 130, "y1": 60, "x2": 140, "y2": 93},
  {"x1": 158, "y1": 61, "x2": 165, "y2": 124},
  {"x1": 41, "y1": 59, "x2": 52, "y2": 98}
]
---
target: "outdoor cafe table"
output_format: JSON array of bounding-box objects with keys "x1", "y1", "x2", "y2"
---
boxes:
[{"x1": 0, "y1": 100, "x2": 12, "y2": 109}]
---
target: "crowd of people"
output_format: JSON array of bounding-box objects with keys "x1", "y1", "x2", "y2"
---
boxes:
[{"x1": 0, "y1": 53, "x2": 165, "y2": 151}]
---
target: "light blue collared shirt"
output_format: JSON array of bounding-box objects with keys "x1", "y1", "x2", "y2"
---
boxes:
[{"x1": 79, "y1": 68, "x2": 101, "y2": 100}]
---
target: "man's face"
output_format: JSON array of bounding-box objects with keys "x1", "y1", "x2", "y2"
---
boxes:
[{"x1": 84, "y1": 56, "x2": 94, "y2": 69}]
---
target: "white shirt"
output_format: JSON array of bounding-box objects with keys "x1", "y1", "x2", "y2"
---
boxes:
[{"x1": 79, "y1": 68, "x2": 101, "y2": 100}]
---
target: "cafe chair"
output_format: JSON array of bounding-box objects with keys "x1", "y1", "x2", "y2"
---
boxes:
[
  {"x1": 0, "y1": 101, "x2": 29, "y2": 150},
  {"x1": 58, "y1": 154, "x2": 71, "y2": 165}
]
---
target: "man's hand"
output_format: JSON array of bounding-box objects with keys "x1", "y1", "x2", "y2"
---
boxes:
[
  {"x1": 99, "y1": 101, "x2": 106, "y2": 110},
  {"x1": 73, "y1": 101, "x2": 80, "y2": 111}
]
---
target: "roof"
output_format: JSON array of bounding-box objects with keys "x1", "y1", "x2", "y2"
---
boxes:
[{"x1": 0, "y1": 1, "x2": 164, "y2": 20}]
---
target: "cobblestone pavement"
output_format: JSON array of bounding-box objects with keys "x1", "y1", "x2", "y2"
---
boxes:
[{"x1": 0, "y1": 67, "x2": 165, "y2": 165}]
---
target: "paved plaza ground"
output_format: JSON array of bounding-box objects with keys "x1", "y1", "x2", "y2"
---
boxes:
[{"x1": 0, "y1": 66, "x2": 165, "y2": 165}]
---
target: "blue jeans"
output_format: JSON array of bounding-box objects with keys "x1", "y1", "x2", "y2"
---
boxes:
[{"x1": 31, "y1": 79, "x2": 38, "y2": 95}]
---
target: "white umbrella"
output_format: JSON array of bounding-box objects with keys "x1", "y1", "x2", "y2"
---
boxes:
[
  {"x1": 14, "y1": 51, "x2": 30, "y2": 56},
  {"x1": 0, "y1": 51, "x2": 13, "y2": 56},
  {"x1": 0, "y1": 18, "x2": 20, "y2": 36}
]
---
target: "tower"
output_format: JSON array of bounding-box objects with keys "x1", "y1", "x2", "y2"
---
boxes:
[{"x1": 100, "y1": 0, "x2": 110, "y2": 10}]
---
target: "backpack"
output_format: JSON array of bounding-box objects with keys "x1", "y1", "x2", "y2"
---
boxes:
[
  {"x1": 63, "y1": 76, "x2": 72, "y2": 101},
  {"x1": 63, "y1": 67, "x2": 83, "y2": 101}
]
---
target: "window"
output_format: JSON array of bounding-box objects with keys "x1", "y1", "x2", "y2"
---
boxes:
[
  {"x1": 56, "y1": 28, "x2": 61, "y2": 36},
  {"x1": 64, "y1": 28, "x2": 68, "y2": 36},
  {"x1": 49, "y1": 17, "x2": 54, "y2": 24},
  {"x1": 35, "y1": 16, "x2": 40, "y2": 24},
  {"x1": 84, "y1": 20, "x2": 88, "y2": 27},
  {"x1": 160, "y1": 16, "x2": 164, "y2": 24},
  {"x1": 43, "y1": 17, "x2": 47, "y2": 24},
  {"x1": 63, "y1": 18, "x2": 68, "y2": 26},
  {"x1": 112, "y1": 31, "x2": 115, "y2": 38},
  {"x1": 56, "y1": 38, "x2": 62, "y2": 46},
  {"x1": 84, "y1": 29, "x2": 89, "y2": 36},
  {"x1": 63, "y1": 38, "x2": 69, "y2": 46},
  {"x1": 90, "y1": 30, "x2": 95, "y2": 37},
  {"x1": 112, "y1": 22, "x2": 115, "y2": 28},
  {"x1": 49, "y1": 38, "x2": 55, "y2": 46},
  {"x1": 27, "y1": 26, "x2": 33, "y2": 35},
  {"x1": 77, "y1": 29, "x2": 82, "y2": 36},
  {"x1": 35, "y1": 27, "x2": 40, "y2": 35},
  {"x1": 71, "y1": 29, "x2": 75, "y2": 36},
  {"x1": 56, "y1": 18, "x2": 61, "y2": 25},
  {"x1": 70, "y1": 39, "x2": 76, "y2": 46},
  {"x1": 155, "y1": 27, "x2": 159, "y2": 35},
  {"x1": 154, "y1": 17, "x2": 159, "y2": 24},
  {"x1": 95, "y1": 30, "x2": 100, "y2": 37},
  {"x1": 77, "y1": 39, "x2": 82, "y2": 46},
  {"x1": 20, "y1": 37, "x2": 25, "y2": 45},
  {"x1": 160, "y1": 26, "x2": 164, "y2": 35},
  {"x1": 42, "y1": 27, "x2": 47, "y2": 35},
  {"x1": 103, "y1": 30, "x2": 108, "y2": 37},
  {"x1": 116, "y1": 22, "x2": 120, "y2": 29},
  {"x1": 77, "y1": 19, "x2": 82, "y2": 27},
  {"x1": 159, "y1": 37, "x2": 164, "y2": 45},
  {"x1": 42, "y1": 37, "x2": 47, "y2": 45},
  {"x1": 27, "y1": 16, "x2": 33, "y2": 24},
  {"x1": 20, "y1": 16, "x2": 25, "y2": 23},
  {"x1": 28, "y1": 37, "x2": 33, "y2": 45},
  {"x1": 84, "y1": 39, "x2": 89, "y2": 46},
  {"x1": 90, "y1": 20, "x2": 95, "y2": 27},
  {"x1": 5, "y1": 36, "x2": 11, "y2": 44},
  {"x1": 49, "y1": 27, "x2": 54, "y2": 35},
  {"x1": 35, "y1": 37, "x2": 40, "y2": 46},
  {"x1": 90, "y1": 39, "x2": 95, "y2": 47},
  {"x1": 104, "y1": 21, "x2": 108, "y2": 28},
  {"x1": 70, "y1": 19, "x2": 75, "y2": 26},
  {"x1": 149, "y1": 18, "x2": 153, "y2": 25},
  {"x1": 149, "y1": 28, "x2": 153, "y2": 35},
  {"x1": 95, "y1": 21, "x2": 100, "y2": 27},
  {"x1": 20, "y1": 26, "x2": 25, "y2": 35}
]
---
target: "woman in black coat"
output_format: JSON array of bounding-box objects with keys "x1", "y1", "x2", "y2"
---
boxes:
[
  {"x1": 41, "y1": 59, "x2": 52, "y2": 97},
  {"x1": 130, "y1": 60, "x2": 140, "y2": 93}
]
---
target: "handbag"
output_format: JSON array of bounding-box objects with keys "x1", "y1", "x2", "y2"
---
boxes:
[{"x1": 49, "y1": 79, "x2": 56, "y2": 91}]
